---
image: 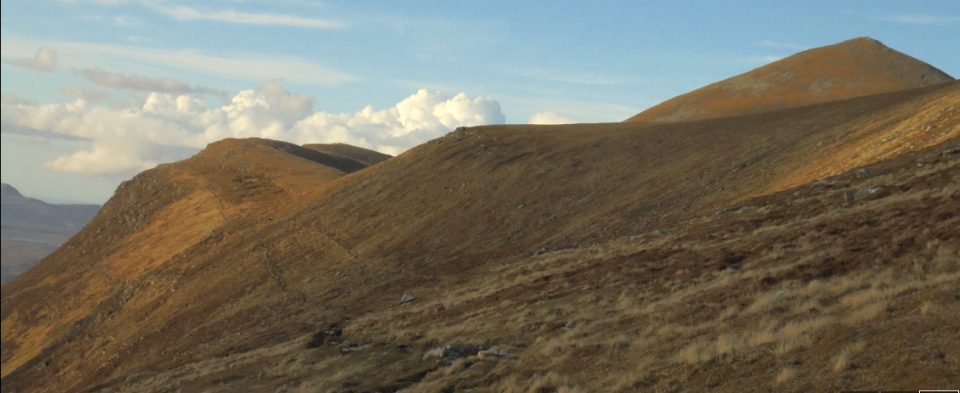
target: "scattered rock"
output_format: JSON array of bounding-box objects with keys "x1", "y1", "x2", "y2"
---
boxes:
[
  {"x1": 652, "y1": 229, "x2": 669, "y2": 236},
  {"x1": 478, "y1": 349, "x2": 513, "y2": 358},
  {"x1": 338, "y1": 340, "x2": 361, "y2": 348},
  {"x1": 534, "y1": 247, "x2": 550, "y2": 256},
  {"x1": 812, "y1": 180, "x2": 837, "y2": 187},
  {"x1": 854, "y1": 185, "x2": 887, "y2": 201},
  {"x1": 844, "y1": 192, "x2": 854, "y2": 203},
  {"x1": 717, "y1": 206, "x2": 755, "y2": 215},
  {"x1": 306, "y1": 325, "x2": 344, "y2": 349},
  {"x1": 423, "y1": 344, "x2": 481, "y2": 363},
  {"x1": 338, "y1": 340, "x2": 371, "y2": 354},
  {"x1": 856, "y1": 168, "x2": 875, "y2": 179},
  {"x1": 773, "y1": 290, "x2": 788, "y2": 300},
  {"x1": 944, "y1": 148, "x2": 960, "y2": 157},
  {"x1": 400, "y1": 293, "x2": 417, "y2": 304}
]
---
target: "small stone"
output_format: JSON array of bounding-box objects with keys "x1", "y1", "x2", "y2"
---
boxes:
[
  {"x1": 844, "y1": 193, "x2": 854, "y2": 203},
  {"x1": 423, "y1": 344, "x2": 481, "y2": 363},
  {"x1": 400, "y1": 293, "x2": 417, "y2": 304},
  {"x1": 337, "y1": 340, "x2": 371, "y2": 354},
  {"x1": 854, "y1": 185, "x2": 887, "y2": 201},
  {"x1": 812, "y1": 180, "x2": 837, "y2": 187},
  {"x1": 338, "y1": 340, "x2": 361, "y2": 348},
  {"x1": 773, "y1": 290, "x2": 788, "y2": 300},
  {"x1": 478, "y1": 349, "x2": 513, "y2": 358},
  {"x1": 856, "y1": 168, "x2": 875, "y2": 179},
  {"x1": 423, "y1": 347, "x2": 448, "y2": 360},
  {"x1": 944, "y1": 148, "x2": 960, "y2": 157}
]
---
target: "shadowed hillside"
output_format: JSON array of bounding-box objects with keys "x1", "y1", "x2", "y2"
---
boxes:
[
  {"x1": 305, "y1": 143, "x2": 393, "y2": 167},
  {"x1": 627, "y1": 37, "x2": 954, "y2": 123},
  {"x1": 1, "y1": 40, "x2": 958, "y2": 393}
]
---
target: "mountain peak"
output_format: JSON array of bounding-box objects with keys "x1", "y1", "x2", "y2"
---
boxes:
[
  {"x1": 627, "y1": 37, "x2": 954, "y2": 123},
  {"x1": 1, "y1": 183, "x2": 23, "y2": 198}
]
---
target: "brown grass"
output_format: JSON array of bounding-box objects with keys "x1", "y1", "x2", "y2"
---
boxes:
[
  {"x1": 2, "y1": 82, "x2": 958, "y2": 393},
  {"x1": 775, "y1": 367, "x2": 798, "y2": 384}
]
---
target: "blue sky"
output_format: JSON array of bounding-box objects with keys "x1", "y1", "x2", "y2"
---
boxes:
[{"x1": 2, "y1": 0, "x2": 958, "y2": 204}]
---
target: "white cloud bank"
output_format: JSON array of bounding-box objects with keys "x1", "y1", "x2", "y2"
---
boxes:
[
  {"x1": 1, "y1": 81, "x2": 505, "y2": 177},
  {"x1": 7, "y1": 47, "x2": 59, "y2": 72},
  {"x1": 527, "y1": 112, "x2": 579, "y2": 125}
]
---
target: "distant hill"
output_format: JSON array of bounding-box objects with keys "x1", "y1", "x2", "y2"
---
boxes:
[
  {"x1": 1, "y1": 38, "x2": 958, "y2": 393},
  {"x1": 1, "y1": 184, "x2": 100, "y2": 284},
  {"x1": 304, "y1": 143, "x2": 393, "y2": 167},
  {"x1": 627, "y1": 37, "x2": 954, "y2": 123}
]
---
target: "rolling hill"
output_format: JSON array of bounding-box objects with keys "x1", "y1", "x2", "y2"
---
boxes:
[{"x1": 1, "y1": 38, "x2": 957, "y2": 392}]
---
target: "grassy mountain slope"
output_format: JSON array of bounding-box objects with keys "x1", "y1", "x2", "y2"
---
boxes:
[
  {"x1": 626, "y1": 37, "x2": 954, "y2": 123},
  {"x1": 1, "y1": 79, "x2": 956, "y2": 392}
]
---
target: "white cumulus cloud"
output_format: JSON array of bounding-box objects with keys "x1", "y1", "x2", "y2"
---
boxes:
[
  {"x1": 60, "y1": 85, "x2": 112, "y2": 103},
  {"x1": 1, "y1": 81, "x2": 505, "y2": 177},
  {"x1": 527, "y1": 112, "x2": 579, "y2": 125},
  {"x1": 8, "y1": 47, "x2": 59, "y2": 72},
  {"x1": 1, "y1": 95, "x2": 25, "y2": 105}
]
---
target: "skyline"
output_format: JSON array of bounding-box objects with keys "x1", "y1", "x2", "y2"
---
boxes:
[{"x1": 2, "y1": 0, "x2": 959, "y2": 204}]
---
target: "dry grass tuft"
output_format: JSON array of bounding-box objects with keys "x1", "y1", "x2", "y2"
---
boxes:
[
  {"x1": 677, "y1": 340, "x2": 714, "y2": 364},
  {"x1": 920, "y1": 301, "x2": 935, "y2": 316},
  {"x1": 498, "y1": 373, "x2": 584, "y2": 393},
  {"x1": 775, "y1": 367, "x2": 798, "y2": 384},
  {"x1": 715, "y1": 334, "x2": 742, "y2": 358},
  {"x1": 843, "y1": 302, "x2": 888, "y2": 325},
  {"x1": 443, "y1": 359, "x2": 471, "y2": 377},
  {"x1": 717, "y1": 305, "x2": 741, "y2": 322},
  {"x1": 839, "y1": 288, "x2": 888, "y2": 309},
  {"x1": 833, "y1": 342, "x2": 866, "y2": 373}
]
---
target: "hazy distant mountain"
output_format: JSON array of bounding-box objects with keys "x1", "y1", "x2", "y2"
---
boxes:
[{"x1": 1, "y1": 184, "x2": 100, "y2": 284}]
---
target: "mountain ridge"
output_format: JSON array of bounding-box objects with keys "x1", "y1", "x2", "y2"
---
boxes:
[
  {"x1": 627, "y1": 37, "x2": 954, "y2": 123},
  {"x1": 1, "y1": 183, "x2": 23, "y2": 198},
  {"x1": 3, "y1": 80, "x2": 957, "y2": 392},
  {"x1": 1, "y1": 39, "x2": 958, "y2": 392}
]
